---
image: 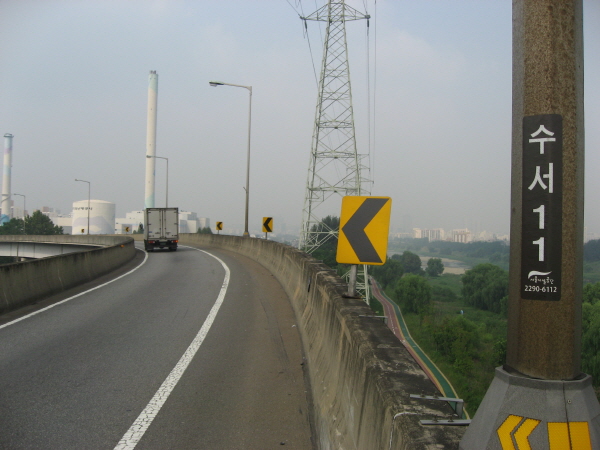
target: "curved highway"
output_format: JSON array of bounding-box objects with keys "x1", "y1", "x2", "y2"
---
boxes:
[{"x1": 0, "y1": 243, "x2": 314, "y2": 449}]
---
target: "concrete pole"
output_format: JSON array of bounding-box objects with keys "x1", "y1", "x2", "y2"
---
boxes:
[
  {"x1": 461, "y1": 1, "x2": 599, "y2": 448},
  {"x1": 144, "y1": 71, "x2": 158, "y2": 210},
  {"x1": 2, "y1": 134, "x2": 13, "y2": 220},
  {"x1": 507, "y1": 0, "x2": 584, "y2": 381}
]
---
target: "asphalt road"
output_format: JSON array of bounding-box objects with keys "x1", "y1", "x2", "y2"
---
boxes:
[{"x1": 0, "y1": 244, "x2": 314, "y2": 449}]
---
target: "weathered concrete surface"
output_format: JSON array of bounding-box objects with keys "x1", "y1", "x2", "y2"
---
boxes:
[
  {"x1": 508, "y1": 0, "x2": 584, "y2": 380},
  {"x1": 0, "y1": 235, "x2": 136, "y2": 314},
  {"x1": 460, "y1": 367, "x2": 600, "y2": 449},
  {"x1": 0, "y1": 240, "x2": 101, "y2": 259},
  {"x1": 179, "y1": 234, "x2": 465, "y2": 450}
]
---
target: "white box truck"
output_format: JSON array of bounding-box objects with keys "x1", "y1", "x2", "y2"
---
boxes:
[{"x1": 144, "y1": 207, "x2": 179, "y2": 251}]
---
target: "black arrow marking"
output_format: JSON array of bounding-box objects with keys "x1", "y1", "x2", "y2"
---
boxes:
[
  {"x1": 342, "y1": 198, "x2": 388, "y2": 263},
  {"x1": 263, "y1": 217, "x2": 272, "y2": 232}
]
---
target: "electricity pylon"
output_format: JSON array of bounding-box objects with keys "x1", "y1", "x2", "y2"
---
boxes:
[{"x1": 299, "y1": 0, "x2": 372, "y2": 301}]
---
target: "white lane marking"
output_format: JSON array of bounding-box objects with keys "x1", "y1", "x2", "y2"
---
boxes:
[
  {"x1": 0, "y1": 248, "x2": 149, "y2": 331},
  {"x1": 114, "y1": 248, "x2": 230, "y2": 450}
]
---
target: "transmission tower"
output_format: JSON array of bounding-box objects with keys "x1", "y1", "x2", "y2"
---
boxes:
[{"x1": 299, "y1": 1, "x2": 372, "y2": 301}]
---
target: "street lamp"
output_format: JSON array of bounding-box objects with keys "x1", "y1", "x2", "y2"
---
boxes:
[
  {"x1": 75, "y1": 179, "x2": 90, "y2": 235},
  {"x1": 209, "y1": 80, "x2": 252, "y2": 237},
  {"x1": 13, "y1": 193, "x2": 25, "y2": 234},
  {"x1": 146, "y1": 155, "x2": 169, "y2": 207}
]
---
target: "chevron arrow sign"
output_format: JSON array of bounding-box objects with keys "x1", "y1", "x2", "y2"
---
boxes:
[
  {"x1": 262, "y1": 217, "x2": 273, "y2": 233},
  {"x1": 336, "y1": 196, "x2": 392, "y2": 265}
]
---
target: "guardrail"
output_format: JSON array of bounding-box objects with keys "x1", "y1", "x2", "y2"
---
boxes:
[
  {"x1": 179, "y1": 234, "x2": 465, "y2": 449},
  {"x1": 0, "y1": 235, "x2": 136, "y2": 314}
]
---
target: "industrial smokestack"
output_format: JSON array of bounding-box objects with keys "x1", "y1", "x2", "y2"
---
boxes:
[
  {"x1": 1, "y1": 134, "x2": 13, "y2": 222},
  {"x1": 144, "y1": 71, "x2": 158, "y2": 209}
]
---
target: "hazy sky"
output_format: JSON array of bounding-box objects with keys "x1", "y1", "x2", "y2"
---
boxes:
[{"x1": 1, "y1": 0, "x2": 599, "y2": 237}]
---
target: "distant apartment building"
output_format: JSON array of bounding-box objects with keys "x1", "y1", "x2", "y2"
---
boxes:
[
  {"x1": 452, "y1": 228, "x2": 472, "y2": 243},
  {"x1": 198, "y1": 217, "x2": 210, "y2": 230},
  {"x1": 391, "y1": 232, "x2": 412, "y2": 239},
  {"x1": 179, "y1": 211, "x2": 200, "y2": 234},
  {"x1": 412, "y1": 228, "x2": 445, "y2": 241}
]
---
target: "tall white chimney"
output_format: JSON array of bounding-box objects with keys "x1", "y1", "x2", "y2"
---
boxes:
[
  {"x1": 1, "y1": 134, "x2": 13, "y2": 221},
  {"x1": 144, "y1": 71, "x2": 158, "y2": 209}
]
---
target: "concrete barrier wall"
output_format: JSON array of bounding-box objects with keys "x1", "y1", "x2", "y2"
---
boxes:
[
  {"x1": 180, "y1": 234, "x2": 464, "y2": 449},
  {"x1": 0, "y1": 235, "x2": 136, "y2": 314}
]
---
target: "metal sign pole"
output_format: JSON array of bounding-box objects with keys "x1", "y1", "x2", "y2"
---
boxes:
[{"x1": 347, "y1": 264, "x2": 357, "y2": 297}]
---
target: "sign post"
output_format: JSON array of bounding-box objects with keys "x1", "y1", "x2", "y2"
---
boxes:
[
  {"x1": 216, "y1": 222, "x2": 223, "y2": 235},
  {"x1": 460, "y1": 1, "x2": 599, "y2": 448}
]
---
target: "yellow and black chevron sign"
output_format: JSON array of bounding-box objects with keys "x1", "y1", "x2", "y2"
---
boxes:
[
  {"x1": 262, "y1": 217, "x2": 273, "y2": 233},
  {"x1": 336, "y1": 196, "x2": 391, "y2": 265}
]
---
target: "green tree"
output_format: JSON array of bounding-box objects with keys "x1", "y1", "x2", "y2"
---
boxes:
[
  {"x1": 394, "y1": 274, "x2": 432, "y2": 315},
  {"x1": 197, "y1": 226, "x2": 213, "y2": 234},
  {"x1": 493, "y1": 338, "x2": 507, "y2": 367},
  {"x1": 426, "y1": 257, "x2": 444, "y2": 277},
  {"x1": 133, "y1": 223, "x2": 144, "y2": 234},
  {"x1": 582, "y1": 301, "x2": 600, "y2": 385},
  {"x1": 462, "y1": 263, "x2": 508, "y2": 314},
  {"x1": 584, "y1": 239, "x2": 600, "y2": 262},
  {"x1": 0, "y1": 211, "x2": 63, "y2": 235},
  {"x1": 432, "y1": 315, "x2": 481, "y2": 373},
  {"x1": 583, "y1": 282, "x2": 600, "y2": 305},
  {"x1": 392, "y1": 250, "x2": 424, "y2": 275},
  {"x1": 0, "y1": 218, "x2": 25, "y2": 235},
  {"x1": 431, "y1": 284, "x2": 457, "y2": 302},
  {"x1": 370, "y1": 259, "x2": 404, "y2": 289},
  {"x1": 24, "y1": 210, "x2": 63, "y2": 235}
]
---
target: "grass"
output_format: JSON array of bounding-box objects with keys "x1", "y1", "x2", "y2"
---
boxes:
[
  {"x1": 583, "y1": 261, "x2": 600, "y2": 284},
  {"x1": 427, "y1": 273, "x2": 463, "y2": 294},
  {"x1": 374, "y1": 272, "x2": 508, "y2": 415},
  {"x1": 369, "y1": 296, "x2": 384, "y2": 316},
  {"x1": 376, "y1": 244, "x2": 600, "y2": 412},
  {"x1": 404, "y1": 309, "x2": 506, "y2": 413}
]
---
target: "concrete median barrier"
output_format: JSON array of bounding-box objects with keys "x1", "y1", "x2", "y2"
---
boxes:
[
  {"x1": 0, "y1": 235, "x2": 136, "y2": 314},
  {"x1": 180, "y1": 234, "x2": 464, "y2": 449}
]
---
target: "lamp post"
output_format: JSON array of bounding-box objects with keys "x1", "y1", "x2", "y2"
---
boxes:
[
  {"x1": 13, "y1": 193, "x2": 25, "y2": 234},
  {"x1": 209, "y1": 80, "x2": 252, "y2": 237},
  {"x1": 146, "y1": 155, "x2": 168, "y2": 207},
  {"x1": 75, "y1": 179, "x2": 90, "y2": 235}
]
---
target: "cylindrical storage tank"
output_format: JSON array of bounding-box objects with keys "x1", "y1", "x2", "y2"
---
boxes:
[{"x1": 72, "y1": 200, "x2": 115, "y2": 235}]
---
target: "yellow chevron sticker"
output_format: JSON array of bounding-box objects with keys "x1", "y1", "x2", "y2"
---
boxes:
[
  {"x1": 498, "y1": 415, "x2": 523, "y2": 450},
  {"x1": 548, "y1": 421, "x2": 592, "y2": 450},
  {"x1": 514, "y1": 418, "x2": 540, "y2": 450},
  {"x1": 498, "y1": 415, "x2": 592, "y2": 450}
]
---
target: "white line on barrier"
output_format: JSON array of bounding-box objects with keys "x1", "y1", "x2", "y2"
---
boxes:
[
  {"x1": 0, "y1": 248, "x2": 149, "y2": 331},
  {"x1": 113, "y1": 247, "x2": 230, "y2": 450}
]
